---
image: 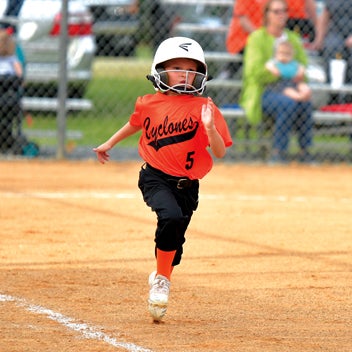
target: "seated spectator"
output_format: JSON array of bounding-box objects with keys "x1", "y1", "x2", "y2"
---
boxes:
[
  {"x1": 0, "y1": 28, "x2": 23, "y2": 152},
  {"x1": 265, "y1": 39, "x2": 312, "y2": 101},
  {"x1": 226, "y1": 0, "x2": 316, "y2": 56},
  {"x1": 310, "y1": 0, "x2": 352, "y2": 92},
  {"x1": 240, "y1": 0, "x2": 313, "y2": 163}
]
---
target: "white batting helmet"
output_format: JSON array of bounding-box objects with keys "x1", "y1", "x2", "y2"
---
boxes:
[{"x1": 147, "y1": 37, "x2": 208, "y2": 95}]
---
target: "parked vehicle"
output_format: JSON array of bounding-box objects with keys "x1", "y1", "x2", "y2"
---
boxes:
[
  {"x1": 0, "y1": 0, "x2": 96, "y2": 98},
  {"x1": 84, "y1": 0, "x2": 139, "y2": 57},
  {"x1": 163, "y1": 0, "x2": 233, "y2": 52}
]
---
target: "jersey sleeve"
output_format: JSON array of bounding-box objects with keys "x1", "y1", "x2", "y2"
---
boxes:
[{"x1": 129, "y1": 96, "x2": 143, "y2": 127}]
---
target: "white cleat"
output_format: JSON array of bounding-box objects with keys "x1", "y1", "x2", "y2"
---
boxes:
[{"x1": 148, "y1": 271, "x2": 170, "y2": 321}]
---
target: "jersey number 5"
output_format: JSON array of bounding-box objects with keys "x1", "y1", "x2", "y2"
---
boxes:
[{"x1": 185, "y1": 151, "x2": 195, "y2": 170}]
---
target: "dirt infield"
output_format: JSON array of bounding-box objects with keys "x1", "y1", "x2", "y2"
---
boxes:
[{"x1": 1, "y1": 160, "x2": 351, "y2": 352}]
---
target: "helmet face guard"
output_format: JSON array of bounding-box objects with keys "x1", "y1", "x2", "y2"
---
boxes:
[
  {"x1": 154, "y1": 68, "x2": 207, "y2": 95},
  {"x1": 148, "y1": 37, "x2": 208, "y2": 95}
]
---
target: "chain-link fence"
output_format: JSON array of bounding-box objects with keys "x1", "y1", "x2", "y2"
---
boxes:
[{"x1": 0, "y1": 0, "x2": 351, "y2": 163}]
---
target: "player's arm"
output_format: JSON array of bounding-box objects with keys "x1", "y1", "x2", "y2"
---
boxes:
[
  {"x1": 201, "y1": 98, "x2": 226, "y2": 158},
  {"x1": 93, "y1": 122, "x2": 141, "y2": 163}
]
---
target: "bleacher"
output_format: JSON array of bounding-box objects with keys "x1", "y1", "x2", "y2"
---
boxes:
[{"x1": 204, "y1": 52, "x2": 352, "y2": 161}]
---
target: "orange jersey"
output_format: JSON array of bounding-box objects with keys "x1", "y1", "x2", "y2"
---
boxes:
[
  {"x1": 226, "y1": 0, "x2": 267, "y2": 54},
  {"x1": 287, "y1": 0, "x2": 306, "y2": 19},
  {"x1": 226, "y1": 0, "x2": 307, "y2": 54},
  {"x1": 129, "y1": 92, "x2": 232, "y2": 180}
]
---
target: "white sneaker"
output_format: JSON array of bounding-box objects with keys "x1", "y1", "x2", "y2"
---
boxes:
[
  {"x1": 148, "y1": 271, "x2": 157, "y2": 286},
  {"x1": 148, "y1": 271, "x2": 170, "y2": 321}
]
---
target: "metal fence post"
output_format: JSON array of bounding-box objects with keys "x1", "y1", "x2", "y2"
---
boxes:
[{"x1": 56, "y1": 0, "x2": 68, "y2": 159}]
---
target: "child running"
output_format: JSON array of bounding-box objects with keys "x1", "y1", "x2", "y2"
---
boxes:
[{"x1": 94, "y1": 36, "x2": 233, "y2": 322}]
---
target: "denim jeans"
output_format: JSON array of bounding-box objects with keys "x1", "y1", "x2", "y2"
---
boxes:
[{"x1": 262, "y1": 90, "x2": 313, "y2": 153}]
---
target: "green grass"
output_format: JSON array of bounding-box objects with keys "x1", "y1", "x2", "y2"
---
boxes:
[
  {"x1": 22, "y1": 44, "x2": 352, "y2": 156},
  {"x1": 24, "y1": 47, "x2": 154, "y2": 147}
]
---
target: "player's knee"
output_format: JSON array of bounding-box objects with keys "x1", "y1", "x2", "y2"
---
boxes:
[{"x1": 155, "y1": 216, "x2": 187, "y2": 250}]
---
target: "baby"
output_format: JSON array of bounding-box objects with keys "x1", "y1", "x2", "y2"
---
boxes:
[{"x1": 265, "y1": 39, "x2": 311, "y2": 101}]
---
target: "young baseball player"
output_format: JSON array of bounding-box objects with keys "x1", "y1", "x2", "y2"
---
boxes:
[{"x1": 94, "y1": 36, "x2": 233, "y2": 322}]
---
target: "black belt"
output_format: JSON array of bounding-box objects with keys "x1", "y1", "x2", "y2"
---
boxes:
[{"x1": 145, "y1": 163, "x2": 197, "y2": 189}]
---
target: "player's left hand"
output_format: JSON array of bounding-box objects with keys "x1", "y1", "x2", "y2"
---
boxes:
[{"x1": 201, "y1": 97, "x2": 215, "y2": 131}]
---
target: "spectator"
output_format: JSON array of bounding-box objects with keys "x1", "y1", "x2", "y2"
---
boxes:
[
  {"x1": 0, "y1": 28, "x2": 23, "y2": 152},
  {"x1": 0, "y1": 0, "x2": 26, "y2": 145},
  {"x1": 226, "y1": 0, "x2": 266, "y2": 56},
  {"x1": 240, "y1": 0, "x2": 313, "y2": 163},
  {"x1": 226, "y1": 0, "x2": 316, "y2": 55},
  {"x1": 310, "y1": 0, "x2": 352, "y2": 87},
  {"x1": 265, "y1": 39, "x2": 312, "y2": 101}
]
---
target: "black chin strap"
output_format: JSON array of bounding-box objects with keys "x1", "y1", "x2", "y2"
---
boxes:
[{"x1": 146, "y1": 75, "x2": 158, "y2": 89}]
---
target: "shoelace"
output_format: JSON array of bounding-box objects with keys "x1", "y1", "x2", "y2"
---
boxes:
[{"x1": 152, "y1": 277, "x2": 170, "y2": 294}]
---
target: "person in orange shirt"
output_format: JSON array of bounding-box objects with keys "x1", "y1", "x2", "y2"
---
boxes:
[
  {"x1": 94, "y1": 36, "x2": 232, "y2": 322},
  {"x1": 226, "y1": 0, "x2": 267, "y2": 55},
  {"x1": 226, "y1": 0, "x2": 316, "y2": 55}
]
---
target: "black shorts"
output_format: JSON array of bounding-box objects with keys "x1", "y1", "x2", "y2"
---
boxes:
[{"x1": 138, "y1": 163, "x2": 199, "y2": 217}]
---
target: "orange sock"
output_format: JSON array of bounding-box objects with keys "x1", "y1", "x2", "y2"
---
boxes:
[{"x1": 156, "y1": 249, "x2": 176, "y2": 280}]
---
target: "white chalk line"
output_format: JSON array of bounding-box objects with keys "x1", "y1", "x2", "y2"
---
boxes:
[
  {"x1": 0, "y1": 293, "x2": 153, "y2": 352},
  {"x1": 1, "y1": 191, "x2": 352, "y2": 204}
]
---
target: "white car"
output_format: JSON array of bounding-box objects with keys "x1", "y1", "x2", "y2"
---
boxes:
[
  {"x1": 0, "y1": 0, "x2": 96, "y2": 98},
  {"x1": 84, "y1": 0, "x2": 139, "y2": 56}
]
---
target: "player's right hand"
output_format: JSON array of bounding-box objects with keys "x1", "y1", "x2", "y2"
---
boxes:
[{"x1": 93, "y1": 143, "x2": 111, "y2": 164}]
